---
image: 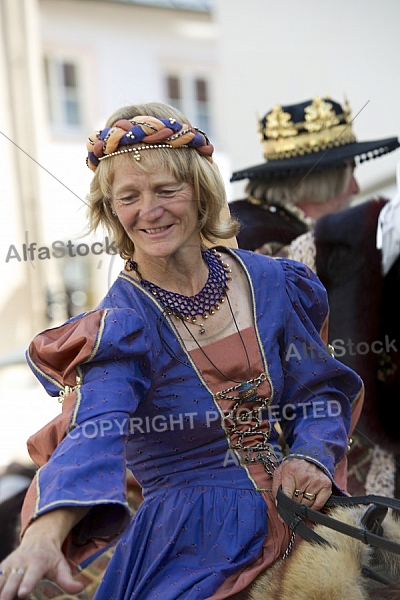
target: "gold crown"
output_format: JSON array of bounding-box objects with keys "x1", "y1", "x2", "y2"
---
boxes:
[{"x1": 258, "y1": 96, "x2": 356, "y2": 160}]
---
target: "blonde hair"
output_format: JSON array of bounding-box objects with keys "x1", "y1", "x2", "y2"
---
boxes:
[
  {"x1": 246, "y1": 165, "x2": 353, "y2": 207},
  {"x1": 86, "y1": 102, "x2": 238, "y2": 259}
]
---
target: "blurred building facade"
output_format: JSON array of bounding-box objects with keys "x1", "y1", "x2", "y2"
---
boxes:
[
  {"x1": 0, "y1": 0, "x2": 219, "y2": 467},
  {"x1": 1, "y1": 0, "x2": 219, "y2": 362}
]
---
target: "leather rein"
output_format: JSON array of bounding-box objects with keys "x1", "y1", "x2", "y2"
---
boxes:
[{"x1": 276, "y1": 488, "x2": 400, "y2": 585}]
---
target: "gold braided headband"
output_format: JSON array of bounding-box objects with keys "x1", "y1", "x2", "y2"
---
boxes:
[{"x1": 86, "y1": 116, "x2": 214, "y2": 171}]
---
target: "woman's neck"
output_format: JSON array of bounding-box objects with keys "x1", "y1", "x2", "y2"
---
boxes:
[{"x1": 130, "y1": 247, "x2": 209, "y2": 296}]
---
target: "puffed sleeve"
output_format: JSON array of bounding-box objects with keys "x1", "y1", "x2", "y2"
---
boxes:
[
  {"x1": 21, "y1": 307, "x2": 152, "y2": 565},
  {"x1": 277, "y1": 259, "x2": 364, "y2": 485}
]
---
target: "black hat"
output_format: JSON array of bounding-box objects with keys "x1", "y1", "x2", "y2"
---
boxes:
[{"x1": 231, "y1": 96, "x2": 399, "y2": 181}]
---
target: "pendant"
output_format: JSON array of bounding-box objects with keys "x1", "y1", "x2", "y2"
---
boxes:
[
  {"x1": 199, "y1": 324, "x2": 205, "y2": 334},
  {"x1": 238, "y1": 380, "x2": 258, "y2": 403}
]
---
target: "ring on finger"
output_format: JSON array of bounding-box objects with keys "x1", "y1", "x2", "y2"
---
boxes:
[
  {"x1": 10, "y1": 567, "x2": 25, "y2": 575},
  {"x1": 303, "y1": 492, "x2": 316, "y2": 502},
  {"x1": 293, "y1": 489, "x2": 303, "y2": 498}
]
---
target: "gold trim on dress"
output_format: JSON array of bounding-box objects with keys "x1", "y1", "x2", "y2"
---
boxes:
[{"x1": 26, "y1": 351, "x2": 64, "y2": 393}]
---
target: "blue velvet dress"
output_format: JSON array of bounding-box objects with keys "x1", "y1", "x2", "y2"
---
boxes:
[{"x1": 24, "y1": 250, "x2": 363, "y2": 599}]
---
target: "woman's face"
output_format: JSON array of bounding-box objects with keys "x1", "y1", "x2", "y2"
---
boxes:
[{"x1": 111, "y1": 160, "x2": 200, "y2": 261}]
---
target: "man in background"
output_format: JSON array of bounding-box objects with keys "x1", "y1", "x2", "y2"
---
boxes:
[{"x1": 229, "y1": 96, "x2": 400, "y2": 496}]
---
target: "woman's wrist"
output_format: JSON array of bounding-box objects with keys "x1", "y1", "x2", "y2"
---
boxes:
[{"x1": 22, "y1": 506, "x2": 90, "y2": 548}]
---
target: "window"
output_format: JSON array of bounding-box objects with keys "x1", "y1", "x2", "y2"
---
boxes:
[
  {"x1": 165, "y1": 73, "x2": 212, "y2": 137},
  {"x1": 166, "y1": 75, "x2": 183, "y2": 112},
  {"x1": 44, "y1": 56, "x2": 83, "y2": 131},
  {"x1": 194, "y1": 77, "x2": 210, "y2": 134}
]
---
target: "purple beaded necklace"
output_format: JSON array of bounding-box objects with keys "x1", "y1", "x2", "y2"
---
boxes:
[{"x1": 126, "y1": 248, "x2": 231, "y2": 334}]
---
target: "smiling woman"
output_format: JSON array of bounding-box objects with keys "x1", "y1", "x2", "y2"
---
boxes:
[
  {"x1": 0, "y1": 102, "x2": 364, "y2": 600},
  {"x1": 86, "y1": 103, "x2": 232, "y2": 260},
  {"x1": 111, "y1": 167, "x2": 200, "y2": 271}
]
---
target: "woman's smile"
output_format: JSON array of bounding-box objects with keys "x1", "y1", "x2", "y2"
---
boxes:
[
  {"x1": 111, "y1": 165, "x2": 200, "y2": 261},
  {"x1": 140, "y1": 224, "x2": 173, "y2": 235}
]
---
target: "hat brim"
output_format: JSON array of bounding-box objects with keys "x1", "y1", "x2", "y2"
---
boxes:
[{"x1": 230, "y1": 137, "x2": 400, "y2": 181}]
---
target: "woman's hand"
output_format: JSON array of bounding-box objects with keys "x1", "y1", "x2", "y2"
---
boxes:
[
  {"x1": 272, "y1": 458, "x2": 332, "y2": 510},
  {"x1": 0, "y1": 507, "x2": 89, "y2": 600},
  {"x1": 0, "y1": 538, "x2": 84, "y2": 600}
]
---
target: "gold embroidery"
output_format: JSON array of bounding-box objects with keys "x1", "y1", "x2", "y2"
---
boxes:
[
  {"x1": 260, "y1": 96, "x2": 355, "y2": 160},
  {"x1": 262, "y1": 105, "x2": 297, "y2": 140},
  {"x1": 58, "y1": 375, "x2": 82, "y2": 404},
  {"x1": 304, "y1": 96, "x2": 340, "y2": 132}
]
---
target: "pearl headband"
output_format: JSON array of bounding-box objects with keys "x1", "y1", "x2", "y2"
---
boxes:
[{"x1": 86, "y1": 115, "x2": 214, "y2": 171}]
